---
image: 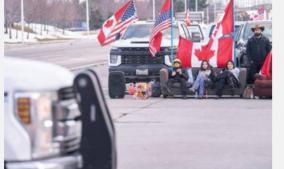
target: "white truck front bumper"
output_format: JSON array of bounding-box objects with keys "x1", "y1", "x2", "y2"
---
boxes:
[{"x1": 6, "y1": 154, "x2": 82, "y2": 169}]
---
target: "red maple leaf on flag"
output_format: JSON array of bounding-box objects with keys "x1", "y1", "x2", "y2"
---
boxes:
[
  {"x1": 104, "y1": 19, "x2": 114, "y2": 28},
  {"x1": 194, "y1": 39, "x2": 215, "y2": 61}
]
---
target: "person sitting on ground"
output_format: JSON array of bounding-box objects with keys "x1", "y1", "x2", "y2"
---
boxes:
[
  {"x1": 189, "y1": 60, "x2": 217, "y2": 99},
  {"x1": 215, "y1": 60, "x2": 240, "y2": 98},
  {"x1": 167, "y1": 58, "x2": 189, "y2": 99}
]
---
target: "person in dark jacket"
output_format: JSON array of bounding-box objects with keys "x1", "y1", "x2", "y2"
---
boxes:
[
  {"x1": 167, "y1": 58, "x2": 189, "y2": 99},
  {"x1": 215, "y1": 60, "x2": 241, "y2": 98},
  {"x1": 246, "y1": 24, "x2": 272, "y2": 84},
  {"x1": 189, "y1": 60, "x2": 217, "y2": 99}
]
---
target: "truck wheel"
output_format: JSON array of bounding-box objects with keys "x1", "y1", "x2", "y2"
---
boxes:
[{"x1": 108, "y1": 71, "x2": 126, "y2": 99}]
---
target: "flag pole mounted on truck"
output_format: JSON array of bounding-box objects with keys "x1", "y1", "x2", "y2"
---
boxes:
[
  {"x1": 170, "y1": 0, "x2": 174, "y2": 63},
  {"x1": 233, "y1": 0, "x2": 237, "y2": 64}
]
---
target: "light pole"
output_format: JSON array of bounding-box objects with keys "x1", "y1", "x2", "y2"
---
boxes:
[
  {"x1": 213, "y1": 0, "x2": 216, "y2": 22},
  {"x1": 152, "y1": 0, "x2": 156, "y2": 20},
  {"x1": 184, "y1": 0, "x2": 187, "y2": 13},
  {"x1": 195, "y1": 0, "x2": 198, "y2": 11},
  {"x1": 21, "y1": 0, "x2": 24, "y2": 43},
  {"x1": 86, "y1": 0, "x2": 90, "y2": 35}
]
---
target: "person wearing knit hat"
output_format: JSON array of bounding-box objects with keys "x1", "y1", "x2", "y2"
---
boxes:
[{"x1": 166, "y1": 58, "x2": 189, "y2": 99}]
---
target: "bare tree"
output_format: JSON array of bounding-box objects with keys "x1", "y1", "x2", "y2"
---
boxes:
[{"x1": 4, "y1": 0, "x2": 21, "y2": 39}]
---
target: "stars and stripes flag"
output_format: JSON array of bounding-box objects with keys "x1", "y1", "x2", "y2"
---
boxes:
[
  {"x1": 97, "y1": 0, "x2": 138, "y2": 46},
  {"x1": 149, "y1": 0, "x2": 171, "y2": 57}
]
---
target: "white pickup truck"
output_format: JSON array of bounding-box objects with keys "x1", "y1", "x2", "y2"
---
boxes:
[{"x1": 4, "y1": 57, "x2": 82, "y2": 169}]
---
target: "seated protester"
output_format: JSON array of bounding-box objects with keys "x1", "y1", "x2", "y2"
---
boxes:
[
  {"x1": 167, "y1": 58, "x2": 189, "y2": 99},
  {"x1": 189, "y1": 60, "x2": 217, "y2": 98},
  {"x1": 216, "y1": 60, "x2": 241, "y2": 98}
]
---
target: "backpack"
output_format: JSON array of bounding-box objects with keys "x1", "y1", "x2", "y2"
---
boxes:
[{"x1": 151, "y1": 82, "x2": 161, "y2": 97}]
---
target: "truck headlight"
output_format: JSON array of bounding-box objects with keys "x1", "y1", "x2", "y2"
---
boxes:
[
  {"x1": 109, "y1": 55, "x2": 121, "y2": 66},
  {"x1": 15, "y1": 92, "x2": 60, "y2": 159},
  {"x1": 164, "y1": 55, "x2": 172, "y2": 66}
]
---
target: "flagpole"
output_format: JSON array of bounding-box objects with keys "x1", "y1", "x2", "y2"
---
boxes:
[
  {"x1": 170, "y1": 0, "x2": 174, "y2": 63},
  {"x1": 233, "y1": 0, "x2": 236, "y2": 64}
]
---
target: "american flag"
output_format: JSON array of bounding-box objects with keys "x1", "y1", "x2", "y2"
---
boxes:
[
  {"x1": 149, "y1": 0, "x2": 171, "y2": 56},
  {"x1": 97, "y1": 0, "x2": 138, "y2": 46}
]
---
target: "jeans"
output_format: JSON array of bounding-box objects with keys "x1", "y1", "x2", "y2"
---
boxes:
[{"x1": 192, "y1": 74, "x2": 207, "y2": 97}]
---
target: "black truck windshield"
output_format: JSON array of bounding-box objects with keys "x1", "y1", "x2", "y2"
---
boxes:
[{"x1": 122, "y1": 24, "x2": 179, "y2": 40}]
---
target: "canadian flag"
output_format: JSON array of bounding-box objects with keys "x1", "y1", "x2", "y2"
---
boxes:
[
  {"x1": 97, "y1": 0, "x2": 138, "y2": 46},
  {"x1": 250, "y1": 6, "x2": 265, "y2": 21},
  {"x1": 260, "y1": 50, "x2": 272, "y2": 79},
  {"x1": 177, "y1": 0, "x2": 234, "y2": 68}
]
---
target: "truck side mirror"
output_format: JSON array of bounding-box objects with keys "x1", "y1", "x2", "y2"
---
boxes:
[{"x1": 73, "y1": 69, "x2": 117, "y2": 169}]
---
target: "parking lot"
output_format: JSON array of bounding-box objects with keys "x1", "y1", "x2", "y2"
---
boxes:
[{"x1": 4, "y1": 39, "x2": 272, "y2": 169}]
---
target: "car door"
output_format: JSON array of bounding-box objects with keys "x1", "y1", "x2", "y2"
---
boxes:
[{"x1": 74, "y1": 69, "x2": 116, "y2": 169}]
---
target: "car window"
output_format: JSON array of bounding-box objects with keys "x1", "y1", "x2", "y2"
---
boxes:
[
  {"x1": 187, "y1": 25, "x2": 204, "y2": 40},
  {"x1": 122, "y1": 24, "x2": 153, "y2": 39},
  {"x1": 163, "y1": 26, "x2": 179, "y2": 40},
  {"x1": 234, "y1": 25, "x2": 241, "y2": 36},
  {"x1": 243, "y1": 22, "x2": 272, "y2": 41},
  {"x1": 122, "y1": 24, "x2": 179, "y2": 40}
]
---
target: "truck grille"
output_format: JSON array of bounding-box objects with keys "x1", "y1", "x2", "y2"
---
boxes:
[
  {"x1": 54, "y1": 87, "x2": 81, "y2": 155},
  {"x1": 122, "y1": 55, "x2": 164, "y2": 64},
  {"x1": 120, "y1": 47, "x2": 165, "y2": 64}
]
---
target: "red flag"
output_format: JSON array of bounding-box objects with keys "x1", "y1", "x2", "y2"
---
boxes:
[
  {"x1": 97, "y1": 0, "x2": 138, "y2": 46},
  {"x1": 149, "y1": 32, "x2": 163, "y2": 57},
  {"x1": 217, "y1": 37, "x2": 234, "y2": 68},
  {"x1": 149, "y1": 0, "x2": 171, "y2": 56},
  {"x1": 176, "y1": 36, "x2": 193, "y2": 68},
  {"x1": 220, "y1": 0, "x2": 233, "y2": 35},
  {"x1": 260, "y1": 51, "x2": 272, "y2": 79}
]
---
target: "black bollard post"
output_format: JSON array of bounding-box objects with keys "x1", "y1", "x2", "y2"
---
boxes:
[{"x1": 73, "y1": 69, "x2": 117, "y2": 169}]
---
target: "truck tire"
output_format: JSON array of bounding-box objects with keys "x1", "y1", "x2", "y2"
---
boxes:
[{"x1": 108, "y1": 71, "x2": 126, "y2": 99}]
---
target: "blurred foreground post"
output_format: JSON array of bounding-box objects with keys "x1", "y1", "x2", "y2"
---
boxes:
[
  {"x1": 86, "y1": 0, "x2": 90, "y2": 35},
  {"x1": 152, "y1": 0, "x2": 156, "y2": 20},
  {"x1": 21, "y1": 0, "x2": 24, "y2": 43}
]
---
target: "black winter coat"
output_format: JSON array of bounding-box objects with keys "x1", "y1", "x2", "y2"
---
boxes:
[
  {"x1": 246, "y1": 35, "x2": 272, "y2": 64},
  {"x1": 169, "y1": 67, "x2": 189, "y2": 80}
]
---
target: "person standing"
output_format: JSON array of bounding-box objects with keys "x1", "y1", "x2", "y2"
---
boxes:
[{"x1": 246, "y1": 24, "x2": 272, "y2": 84}]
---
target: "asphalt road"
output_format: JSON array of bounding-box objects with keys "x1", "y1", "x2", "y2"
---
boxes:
[{"x1": 4, "y1": 39, "x2": 272, "y2": 169}]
